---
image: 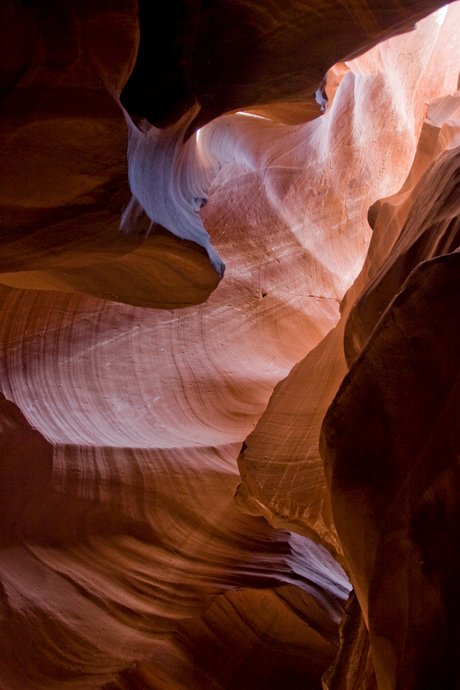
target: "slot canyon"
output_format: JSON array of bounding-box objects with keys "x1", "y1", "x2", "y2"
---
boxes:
[{"x1": 2, "y1": 1, "x2": 460, "y2": 688}]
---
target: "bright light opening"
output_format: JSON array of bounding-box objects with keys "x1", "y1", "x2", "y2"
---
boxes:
[{"x1": 434, "y1": 5, "x2": 448, "y2": 25}]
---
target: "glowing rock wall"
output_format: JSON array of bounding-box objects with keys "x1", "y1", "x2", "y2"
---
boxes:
[{"x1": 1, "y1": 1, "x2": 460, "y2": 688}]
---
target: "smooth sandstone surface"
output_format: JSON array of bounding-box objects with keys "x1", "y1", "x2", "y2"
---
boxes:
[
  {"x1": 1, "y1": 1, "x2": 460, "y2": 689},
  {"x1": 322, "y1": 252, "x2": 460, "y2": 688},
  {"x1": 237, "y1": 4, "x2": 460, "y2": 560}
]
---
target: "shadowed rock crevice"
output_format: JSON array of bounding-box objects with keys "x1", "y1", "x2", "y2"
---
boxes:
[{"x1": 2, "y1": 1, "x2": 460, "y2": 688}]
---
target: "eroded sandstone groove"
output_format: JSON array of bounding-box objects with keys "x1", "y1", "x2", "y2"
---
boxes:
[{"x1": 1, "y1": 1, "x2": 460, "y2": 688}]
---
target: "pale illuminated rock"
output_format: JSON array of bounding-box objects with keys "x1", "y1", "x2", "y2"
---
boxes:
[
  {"x1": 0, "y1": 1, "x2": 460, "y2": 689},
  {"x1": 236, "y1": 4, "x2": 460, "y2": 561}
]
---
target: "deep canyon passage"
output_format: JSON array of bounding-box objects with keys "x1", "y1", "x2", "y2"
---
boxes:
[{"x1": 1, "y1": 1, "x2": 460, "y2": 688}]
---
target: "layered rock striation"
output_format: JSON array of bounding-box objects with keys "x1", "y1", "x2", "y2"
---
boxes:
[{"x1": 1, "y1": 1, "x2": 460, "y2": 689}]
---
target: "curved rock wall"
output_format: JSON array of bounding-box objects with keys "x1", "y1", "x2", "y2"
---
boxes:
[{"x1": 1, "y1": 1, "x2": 460, "y2": 689}]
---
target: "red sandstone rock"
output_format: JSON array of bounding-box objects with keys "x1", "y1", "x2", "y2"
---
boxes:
[
  {"x1": 236, "y1": 3, "x2": 460, "y2": 562},
  {"x1": 1, "y1": 1, "x2": 460, "y2": 689},
  {"x1": 322, "y1": 252, "x2": 460, "y2": 688}
]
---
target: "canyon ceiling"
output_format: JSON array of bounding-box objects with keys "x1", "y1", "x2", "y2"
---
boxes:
[{"x1": 2, "y1": 1, "x2": 460, "y2": 688}]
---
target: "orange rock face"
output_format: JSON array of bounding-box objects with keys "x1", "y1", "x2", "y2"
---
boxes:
[{"x1": 1, "y1": 1, "x2": 460, "y2": 689}]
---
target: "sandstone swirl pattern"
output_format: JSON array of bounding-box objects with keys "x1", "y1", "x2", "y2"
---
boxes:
[{"x1": 1, "y1": 1, "x2": 460, "y2": 689}]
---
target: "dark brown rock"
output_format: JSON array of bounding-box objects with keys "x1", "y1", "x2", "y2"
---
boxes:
[{"x1": 322, "y1": 252, "x2": 460, "y2": 689}]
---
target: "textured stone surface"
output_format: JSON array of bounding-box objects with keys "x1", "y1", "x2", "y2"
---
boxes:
[
  {"x1": 121, "y1": 0, "x2": 453, "y2": 131},
  {"x1": 322, "y1": 251, "x2": 460, "y2": 688},
  {"x1": 1, "y1": 1, "x2": 460, "y2": 689},
  {"x1": 237, "y1": 4, "x2": 460, "y2": 562},
  {"x1": 0, "y1": 0, "x2": 219, "y2": 308},
  {"x1": 322, "y1": 593, "x2": 377, "y2": 690}
]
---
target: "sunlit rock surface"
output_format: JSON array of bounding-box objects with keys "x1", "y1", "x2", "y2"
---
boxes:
[
  {"x1": 237, "y1": 3, "x2": 460, "y2": 559},
  {"x1": 1, "y1": 1, "x2": 460, "y2": 689},
  {"x1": 321, "y1": 81, "x2": 460, "y2": 689}
]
